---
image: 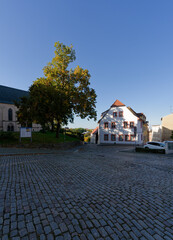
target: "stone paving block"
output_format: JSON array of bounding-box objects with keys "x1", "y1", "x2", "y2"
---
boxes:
[
  {"x1": 68, "y1": 224, "x2": 75, "y2": 233},
  {"x1": 46, "y1": 233, "x2": 54, "y2": 240},
  {"x1": 154, "y1": 228, "x2": 165, "y2": 237},
  {"x1": 147, "y1": 228, "x2": 156, "y2": 236},
  {"x1": 87, "y1": 233, "x2": 95, "y2": 240},
  {"x1": 3, "y1": 225, "x2": 9, "y2": 235},
  {"x1": 99, "y1": 219, "x2": 107, "y2": 227},
  {"x1": 141, "y1": 230, "x2": 155, "y2": 240},
  {"x1": 21, "y1": 236, "x2": 29, "y2": 240},
  {"x1": 154, "y1": 234, "x2": 165, "y2": 240},
  {"x1": 40, "y1": 234, "x2": 46, "y2": 240},
  {"x1": 80, "y1": 233, "x2": 87, "y2": 240},
  {"x1": 18, "y1": 221, "x2": 25, "y2": 229},
  {"x1": 19, "y1": 227, "x2": 28, "y2": 237},
  {"x1": 26, "y1": 222, "x2": 35, "y2": 233},
  {"x1": 164, "y1": 231, "x2": 173, "y2": 239},
  {"x1": 42, "y1": 219, "x2": 49, "y2": 227},
  {"x1": 91, "y1": 228, "x2": 100, "y2": 238},
  {"x1": 74, "y1": 224, "x2": 82, "y2": 234},
  {"x1": 2, "y1": 235, "x2": 9, "y2": 240},
  {"x1": 29, "y1": 232, "x2": 37, "y2": 240},
  {"x1": 98, "y1": 227, "x2": 108, "y2": 238},
  {"x1": 72, "y1": 236, "x2": 80, "y2": 240},
  {"x1": 164, "y1": 236, "x2": 172, "y2": 240},
  {"x1": 44, "y1": 225, "x2": 51, "y2": 235},
  {"x1": 63, "y1": 232, "x2": 72, "y2": 240},
  {"x1": 72, "y1": 218, "x2": 79, "y2": 226},
  {"x1": 10, "y1": 229, "x2": 18, "y2": 237},
  {"x1": 59, "y1": 222, "x2": 68, "y2": 233},
  {"x1": 105, "y1": 226, "x2": 114, "y2": 235},
  {"x1": 35, "y1": 223, "x2": 44, "y2": 235},
  {"x1": 86, "y1": 220, "x2": 93, "y2": 228}
]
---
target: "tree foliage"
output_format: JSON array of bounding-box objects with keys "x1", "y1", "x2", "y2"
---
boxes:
[{"x1": 16, "y1": 42, "x2": 97, "y2": 137}]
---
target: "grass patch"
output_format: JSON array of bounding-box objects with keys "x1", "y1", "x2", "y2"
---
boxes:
[{"x1": 0, "y1": 131, "x2": 80, "y2": 146}]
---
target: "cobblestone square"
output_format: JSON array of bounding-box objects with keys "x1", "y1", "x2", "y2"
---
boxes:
[{"x1": 0, "y1": 145, "x2": 172, "y2": 239}]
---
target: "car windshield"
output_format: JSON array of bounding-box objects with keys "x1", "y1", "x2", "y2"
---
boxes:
[{"x1": 160, "y1": 143, "x2": 165, "y2": 147}]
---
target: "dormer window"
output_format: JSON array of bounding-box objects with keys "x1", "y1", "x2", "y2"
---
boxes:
[{"x1": 119, "y1": 111, "x2": 123, "y2": 117}]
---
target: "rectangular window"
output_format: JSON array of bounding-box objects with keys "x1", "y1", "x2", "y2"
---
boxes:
[
  {"x1": 131, "y1": 135, "x2": 135, "y2": 141},
  {"x1": 119, "y1": 135, "x2": 123, "y2": 141},
  {"x1": 119, "y1": 111, "x2": 123, "y2": 117},
  {"x1": 111, "y1": 134, "x2": 116, "y2": 141},
  {"x1": 130, "y1": 122, "x2": 134, "y2": 128},
  {"x1": 111, "y1": 122, "x2": 116, "y2": 129},
  {"x1": 124, "y1": 122, "x2": 128, "y2": 128},
  {"x1": 141, "y1": 121, "x2": 143, "y2": 128},
  {"x1": 141, "y1": 134, "x2": 143, "y2": 140},
  {"x1": 113, "y1": 112, "x2": 117, "y2": 117},
  {"x1": 104, "y1": 122, "x2": 108, "y2": 129},
  {"x1": 104, "y1": 134, "x2": 109, "y2": 141},
  {"x1": 125, "y1": 135, "x2": 130, "y2": 141}
]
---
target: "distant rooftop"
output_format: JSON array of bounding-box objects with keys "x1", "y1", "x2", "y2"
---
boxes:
[{"x1": 0, "y1": 85, "x2": 28, "y2": 104}]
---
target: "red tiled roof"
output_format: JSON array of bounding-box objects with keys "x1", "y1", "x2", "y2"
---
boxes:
[
  {"x1": 111, "y1": 99, "x2": 125, "y2": 107},
  {"x1": 91, "y1": 126, "x2": 98, "y2": 134}
]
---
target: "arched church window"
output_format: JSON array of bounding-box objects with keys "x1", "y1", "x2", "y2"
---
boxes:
[{"x1": 8, "y1": 108, "x2": 13, "y2": 121}]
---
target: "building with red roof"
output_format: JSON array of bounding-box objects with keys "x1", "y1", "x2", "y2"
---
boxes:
[{"x1": 92, "y1": 99, "x2": 148, "y2": 144}]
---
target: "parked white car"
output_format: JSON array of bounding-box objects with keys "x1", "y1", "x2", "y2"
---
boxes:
[{"x1": 144, "y1": 141, "x2": 165, "y2": 150}]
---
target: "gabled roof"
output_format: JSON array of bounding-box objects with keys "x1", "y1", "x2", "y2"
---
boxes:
[
  {"x1": 98, "y1": 99, "x2": 125, "y2": 123},
  {"x1": 101, "y1": 109, "x2": 109, "y2": 117},
  {"x1": 0, "y1": 85, "x2": 28, "y2": 104},
  {"x1": 91, "y1": 126, "x2": 98, "y2": 134},
  {"x1": 111, "y1": 99, "x2": 125, "y2": 107},
  {"x1": 127, "y1": 107, "x2": 146, "y2": 121},
  {"x1": 98, "y1": 99, "x2": 146, "y2": 123}
]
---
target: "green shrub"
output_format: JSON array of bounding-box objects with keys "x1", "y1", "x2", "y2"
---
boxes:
[{"x1": 0, "y1": 131, "x2": 16, "y2": 140}]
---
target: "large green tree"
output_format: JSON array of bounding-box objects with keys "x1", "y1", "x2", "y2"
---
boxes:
[{"x1": 16, "y1": 42, "x2": 97, "y2": 137}]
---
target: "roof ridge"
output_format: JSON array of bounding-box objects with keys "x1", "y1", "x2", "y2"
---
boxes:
[{"x1": 111, "y1": 99, "x2": 125, "y2": 107}]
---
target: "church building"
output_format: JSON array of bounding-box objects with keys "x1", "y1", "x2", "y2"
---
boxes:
[{"x1": 0, "y1": 85, "x2": 41, "y2": 132}]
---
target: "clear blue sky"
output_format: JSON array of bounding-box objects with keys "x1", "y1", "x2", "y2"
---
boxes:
[{"x1": 0, "y1": 0, "x2": 173, "y2": 129}]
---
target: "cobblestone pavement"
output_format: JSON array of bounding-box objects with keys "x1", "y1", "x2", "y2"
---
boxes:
[
  {"x1": 0, "y1": 147, "x2": 62, "y2": 156},
  {"x1": 0, "y1": 145, "x2": 172, "y2": 239}
]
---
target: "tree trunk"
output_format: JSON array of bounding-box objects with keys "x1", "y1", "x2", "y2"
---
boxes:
[
  {"x1": 42, "y1": 124, "x2": 46, "y2": 133},
  {"x1": 56, "y1": 122, "x2": 61, "y2": 138},
  {"x1": 51, "y1": 120, "x2": 54, "y2": 132}
]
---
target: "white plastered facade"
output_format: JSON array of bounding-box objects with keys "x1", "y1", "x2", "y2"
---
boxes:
[{"x1": 98, "y1": 106, "x2": 143, "y2": 145}]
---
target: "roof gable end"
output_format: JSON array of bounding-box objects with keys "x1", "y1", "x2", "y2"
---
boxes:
[{"x1": 111, "y1": 99, "x2": 125, "y2": 107}]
